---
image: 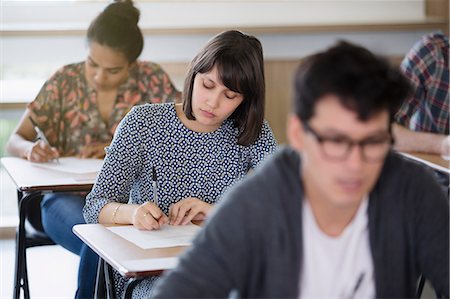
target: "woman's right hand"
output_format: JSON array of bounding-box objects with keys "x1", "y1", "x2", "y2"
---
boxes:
[
  {"x1": 132, "y1": 201, "x2": 168, "y2": 230},
  {"x1": 25, "y1": 140, "x2": 60, "y2": 163}
]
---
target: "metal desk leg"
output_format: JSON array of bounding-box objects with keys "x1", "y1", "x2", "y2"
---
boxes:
[
  {"x1": 104, "y1": 260, "x2": 116, "y2": 299},
  {"x1": 13, "y1": 190, "x2": 29, "y2": 299},
  {"x1": 95, "y1": 258, "x2": 116, "y2": 299},
  {"x1": 95, "y1": 257, "x2": 106, "y2": 298}
]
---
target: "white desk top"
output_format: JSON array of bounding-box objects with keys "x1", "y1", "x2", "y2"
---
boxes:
[
  {"x1": 73, "y1": 224, "x2": 189, "y2": 278},
  {"x1": 1, "y1": 157, "x2": 99, "y2": 192}
]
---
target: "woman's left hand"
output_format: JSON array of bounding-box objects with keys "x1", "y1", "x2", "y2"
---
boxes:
[{"x1": 168, "y1": 197, "x2": 213, "y2": 225}]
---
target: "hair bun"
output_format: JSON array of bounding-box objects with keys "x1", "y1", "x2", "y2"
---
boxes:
[{"x1": 104, "y1": 0, "x2": 140, "y2": 25}]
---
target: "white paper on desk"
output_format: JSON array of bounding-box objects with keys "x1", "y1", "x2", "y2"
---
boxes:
[
  {"x1": 32, "y1": 157, "x2": 103, "y2": 174},
  {"x1": 107, "y1": 224, "x2": 202, "y2": 249}
]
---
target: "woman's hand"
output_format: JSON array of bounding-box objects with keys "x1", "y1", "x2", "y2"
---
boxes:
[
  {"x1": 78, "y1": 142, "x2": 109, "y2": 159},
  {"x1": 169, "y1": 197, "x2": 213, "y2": 225},
  {"x1": 132, "y1": 201, "x2": 168, "y2": 230},
  {"x1": 25, "y1": 140, "x2": 59, "y2": 163}
]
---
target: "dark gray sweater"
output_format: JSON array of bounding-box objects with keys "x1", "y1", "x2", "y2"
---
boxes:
[{"x1": 152, "y1": 147, "x2": 449, "y2": 298}]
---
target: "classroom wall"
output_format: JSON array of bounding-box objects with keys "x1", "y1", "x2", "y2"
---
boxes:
[{"x1": 1, "y1": 0, "x2": 448, "y2": 143}]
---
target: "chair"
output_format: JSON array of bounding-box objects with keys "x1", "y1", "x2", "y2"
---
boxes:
[{"x1": 14, "y1": 190, "x2": 55, "y2": 299}]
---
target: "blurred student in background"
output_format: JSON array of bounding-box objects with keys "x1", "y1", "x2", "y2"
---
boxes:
[
  {"x1": 151, "y1": 41, "x2": 448, "y2": 299},
  {"x1": 393, "y1": 32, "x2": 449, "y2": 155},
  {"x1": 83, "y1": 30, "x2": 277, "y2": 298},
  {"x1": 6, "y1": 1, "x2": 179, "y2": 298}
]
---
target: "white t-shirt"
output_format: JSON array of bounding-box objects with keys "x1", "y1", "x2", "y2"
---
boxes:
[{"x1": 299, "y1": 197, "x2": 375, "y2": 299}]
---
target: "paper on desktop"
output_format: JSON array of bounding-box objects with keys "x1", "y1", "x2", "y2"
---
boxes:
[
  {"x1": 32, "y1": 157, "x2": 103, "y2": 174},
  {"x1": 107, "y1": 224, "x2": 202, "y2": 249}
]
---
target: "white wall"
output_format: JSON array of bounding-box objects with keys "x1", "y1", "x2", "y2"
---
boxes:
[
  {"x1": 2, "y1": 1, "x2": 425, "y2": 30},
  {"x1": 1, "y1": 0, "x2": 437, "y2": 103}
]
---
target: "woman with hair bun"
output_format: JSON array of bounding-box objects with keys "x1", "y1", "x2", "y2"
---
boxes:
[{"x1": 6, "y1": 1, "x2": 180, "y2": 298}]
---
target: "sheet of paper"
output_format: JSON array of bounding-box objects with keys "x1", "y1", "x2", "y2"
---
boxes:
[
  {"x1": 107, "y1": 224, "x2": 202, "y2": 249},
  {"x1": 32, "y1": 157, "x2": 103, "y2": 174}
]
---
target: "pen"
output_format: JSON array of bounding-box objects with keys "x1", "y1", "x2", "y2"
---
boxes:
[
  {"x1": 349, "y1": 272, "x2": 365, "y2": 299},
  {"x1": 29, "y1": 116, "x2": 59, "y2": 163},
  {"x1": 152, "y1": 166, "x2": 159, "y2": 207}
]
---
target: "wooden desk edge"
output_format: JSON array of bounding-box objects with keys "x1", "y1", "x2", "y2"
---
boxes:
[{"x1": 400, "y1": 152, "x2": 450, "y2": 174}]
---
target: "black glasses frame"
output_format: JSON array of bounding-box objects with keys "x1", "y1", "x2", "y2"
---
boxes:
[{"x1": 303, "y1": 122, "x2": 393, "y2": 162}]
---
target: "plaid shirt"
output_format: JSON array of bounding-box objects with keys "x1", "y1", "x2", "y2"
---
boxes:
[{"x1": 395, "y1": 32, "x2": 449, "y2": 134}]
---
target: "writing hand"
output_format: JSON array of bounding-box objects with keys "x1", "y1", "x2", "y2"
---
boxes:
[
  {"x1": 168, "y1": 197, "x2": 212, "y2": 226},
  {"x1": 132, "y1": 201, "x2": 168, "y2": 230},
  {"x1": 26, "y1": 140, "x2": 59, "y2": 163}
]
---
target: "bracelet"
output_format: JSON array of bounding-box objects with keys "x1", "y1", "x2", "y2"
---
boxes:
[{"x1": 112, "y1": 204, "x2": 121, "y2": 224}]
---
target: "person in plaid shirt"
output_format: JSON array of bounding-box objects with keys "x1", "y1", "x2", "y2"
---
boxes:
[{"x1": 393, "y1": 32, "x2": 449, "y2": 156}]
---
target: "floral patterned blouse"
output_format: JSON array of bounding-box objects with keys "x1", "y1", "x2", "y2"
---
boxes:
[{"x1": 28, "y1": 61, "x2": 180, "y2": 156}]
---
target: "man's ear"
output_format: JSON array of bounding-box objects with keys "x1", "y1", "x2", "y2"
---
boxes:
[{"x1": 287, "y1": 114, "x2": 305, "y2": 151}]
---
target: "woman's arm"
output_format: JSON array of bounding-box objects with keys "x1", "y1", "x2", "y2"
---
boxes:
[
  {"x1": 83, "y1": 106, "x2": 168, "y2": 230},
  {"x1": 99, "y1": 201, "x2": 167, "y2": 230},
  {"x1": 392, "y1": 123, "x2": 447, "y2": 155}
]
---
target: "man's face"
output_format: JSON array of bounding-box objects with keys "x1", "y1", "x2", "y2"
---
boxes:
[{"x1": 288, "y1": 94, "x2": 391, "y2": 210}]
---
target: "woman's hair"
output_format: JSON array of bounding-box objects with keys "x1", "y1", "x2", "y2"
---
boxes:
[
  {"x1": 182, "y1": 30, "x2": 266, "y2": 146},
  {"x1": 87, "y1": 0, "x2": 144, "y2": 63}
]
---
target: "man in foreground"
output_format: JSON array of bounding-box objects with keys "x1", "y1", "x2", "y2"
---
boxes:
[{"x1": 151, "y1": 41, "x2": 449, "y2": 298}]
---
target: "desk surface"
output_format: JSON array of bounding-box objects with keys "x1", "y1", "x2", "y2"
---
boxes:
[
  {"x1": 73, "y1": 224, "x2": 188, "y2": 278},
  {"x1": 401, "y1": 152, "x2": 450, "y2": 174},
  {"x1": 1, "y1": 157, "x2": 97, "y2": 192}
]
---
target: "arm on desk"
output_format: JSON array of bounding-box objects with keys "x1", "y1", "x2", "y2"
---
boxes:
[
  {"x1": 6, "y1": 109, "x2": 59, "y2": 162},
  {"x1": 392, "y1": 123, "x2": 447, "y2": 155},
  {"x1": 99, "y1": 202, "x2": 167, "y2": 230}
]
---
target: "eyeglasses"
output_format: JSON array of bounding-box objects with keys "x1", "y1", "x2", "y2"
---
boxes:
[{"x1": 303, "y1": 122, "x2": 393, "y2": 162}]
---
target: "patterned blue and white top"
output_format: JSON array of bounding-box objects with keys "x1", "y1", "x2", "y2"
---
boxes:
[
  {"x1": 84, "y1": 102, "x2": 277, "y2": 222},
  {"x1": 83, "y1": 102, "x2": 277, "y2": 298}
]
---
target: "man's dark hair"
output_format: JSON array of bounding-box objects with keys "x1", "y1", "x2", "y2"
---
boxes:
[
  {"x1": 183, "y1": 30, "x2": 266, "y2": 146},
  {"x1": 293, "y1": 41, "x2": 412, "y2": 123},
  {"x1": 87, "y1": 0, "x2": 143, "y2": 63}
]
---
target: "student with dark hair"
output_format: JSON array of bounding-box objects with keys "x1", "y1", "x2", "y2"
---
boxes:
[
  {"x1": 151, "y1": 41, "x2": 449, "y2": 298},
  {"x1": 83, "y1": 30, "x2": 277, "y2": 298},
  {"x1": 6, "y1": 1, "x2": 179, "y2": 298}
]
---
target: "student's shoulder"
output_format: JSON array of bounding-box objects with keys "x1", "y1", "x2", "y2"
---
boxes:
[
  {"x1": 380, "y1": 151, "x2": 443, "y2": 191},
  {"x1": 420, "y1": 32, "x2": 449, "y2": 48},
  {"x1": 120, "y1": 103, "x2": 176, "y2": 136},
  {"x1": 135, "y1": 60, "x2": 168, "y2": 74},
  {"x1": 213, "y1": 146, "x2": 302, "y2": 225},
  {"x1": 128, "y1": 103, "x2": 176, "y2": 122},
  {"x1": 225, "y1": 146, "x2": 300, "y2": 203},
  {"x1": 48, "y1": 62, "x2": 84, "y2": 80}
]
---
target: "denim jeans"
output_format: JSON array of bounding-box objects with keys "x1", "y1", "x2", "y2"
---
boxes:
[{"x1": 41, "y1": 193, "x2": 98, "y2": 299}]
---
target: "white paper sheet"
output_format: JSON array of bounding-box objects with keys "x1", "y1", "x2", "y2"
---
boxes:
[
  {"x1": 107, "y1": 224, "x2": 202, "y2": 249},
  {"x1": 32, "y1": 157, "x2": 103, "y2": 174}
]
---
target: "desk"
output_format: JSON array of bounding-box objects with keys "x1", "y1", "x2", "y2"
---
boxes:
[
  {"x1": 1, "y1": 157, "x2": 97, "y2": 192},
  {"x1": 73, "y1": 224, "x2": 189, "y2": 298},
  {"x1": 400, "y1": 152, "x2": 450, "y2": 174},
  {"x1": 1, "y1": 157, "x2": 98, "y2": 299}
]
